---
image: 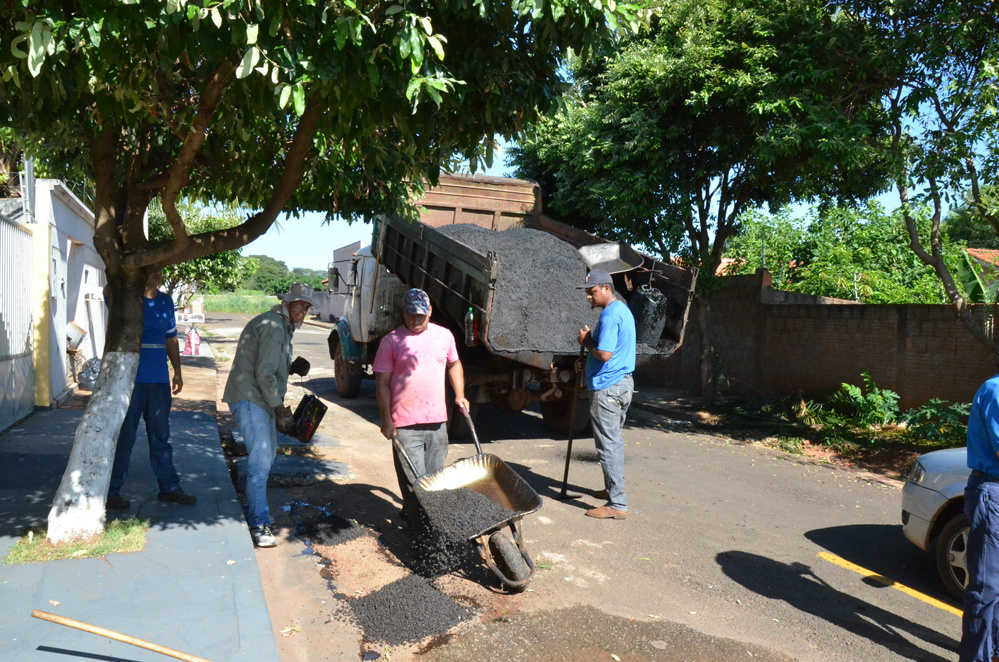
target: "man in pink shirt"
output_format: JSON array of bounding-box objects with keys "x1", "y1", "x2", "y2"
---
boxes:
[{"x1": 373, "y1": 288, "x2": 469, "y2": 525}]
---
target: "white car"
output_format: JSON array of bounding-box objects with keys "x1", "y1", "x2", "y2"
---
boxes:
[{"x1": 901, "y1": 447, "x2": 970, "y2": 599}]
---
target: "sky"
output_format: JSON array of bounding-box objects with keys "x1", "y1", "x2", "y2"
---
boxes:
[{"x1": 243, "y1": 145, "x2": 514, "y2": 271}]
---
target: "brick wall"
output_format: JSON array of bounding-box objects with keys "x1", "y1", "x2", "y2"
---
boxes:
[{"x1": 639, "y1": 271, "x2": 999, "y2": 408}]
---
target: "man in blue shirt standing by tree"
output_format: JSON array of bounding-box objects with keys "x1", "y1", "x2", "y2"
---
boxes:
[
  {"x1": 106, "y1": 268, "x2": 196, "y2": 510},
  {"x1": 960, "y1": 373, "x2": 999, "y2": 662},
  {"x1": 576, "y1": 269, "x2": 636, "y2": 520}
]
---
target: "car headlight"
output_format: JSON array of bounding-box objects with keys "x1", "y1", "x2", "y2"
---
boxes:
[{"x1": 908, "y1": 461, "x2": 926, "y2": 485}]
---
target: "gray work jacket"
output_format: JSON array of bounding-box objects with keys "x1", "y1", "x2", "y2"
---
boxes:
[{"x1": 222, "y1": 305, "x2": 294, "y2": 412}]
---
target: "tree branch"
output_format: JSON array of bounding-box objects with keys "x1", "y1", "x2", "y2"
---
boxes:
[
  {"x1": 160, "y1": 60, "x2": 237, "y2": 246},
  {"x1": 126, "y1": 96, "x2": 325, "y2": 269}
]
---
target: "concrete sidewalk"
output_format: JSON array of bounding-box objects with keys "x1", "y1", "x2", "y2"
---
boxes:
[{"x1": 0, "y1": 350, "x2": 280, "y2": 661}]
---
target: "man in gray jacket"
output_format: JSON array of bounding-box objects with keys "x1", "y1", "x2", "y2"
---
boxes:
[{"x1": 223, "y1": 283, "x2": 314, "y2": 548}]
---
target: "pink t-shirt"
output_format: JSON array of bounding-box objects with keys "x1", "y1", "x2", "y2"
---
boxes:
[{"x1": 372, "y1": 323, "x2": 459, "y2": 427}]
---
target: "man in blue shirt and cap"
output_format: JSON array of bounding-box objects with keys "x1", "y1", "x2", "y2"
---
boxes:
[{"x1": 576, "y1": 269, "x2": 636, "y2": 520}]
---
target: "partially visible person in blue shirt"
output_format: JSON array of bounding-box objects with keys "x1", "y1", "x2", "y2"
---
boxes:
[
  {"x1": 961, "y1": 374, "x2": 999, "y2": 662},
  {"x1": 576, "y1": 269, "x2": 636, "y2": 520},
  {"x1": 106, "y1": 268, "x2": 197, "y2": 510}
]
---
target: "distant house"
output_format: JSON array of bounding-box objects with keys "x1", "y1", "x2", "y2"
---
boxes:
[{"x1": 0, "y1": 173, "x2": 107, "y2": 432}]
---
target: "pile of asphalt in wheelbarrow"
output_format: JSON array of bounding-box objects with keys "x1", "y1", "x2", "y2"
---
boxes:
[
  {"x1": 418, "y1": 487, "x2": 518, "y2": 542},
  {"x1": 404, "y1": 487, "x2": 518, "y2": 578},
  {"x1": 349, "y1": 575, "x2": 472, "y2": 646},
  {"x1": 437, "y1": 224, "x2": 601, "y2": 355}
]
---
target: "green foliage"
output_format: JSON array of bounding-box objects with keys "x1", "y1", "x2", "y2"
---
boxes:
[
  {"x1": 0, "y1": 0, "x2": 641, "y2": 229},
  {"x1": 202, "y1": 291, "x2": 275, "y2": 314},
  {"x1": 148, "y1": 199, "x2": 256, "y2": 302},
  {"x1": 900, "y1": 399, "x2": 971, "y2": 446},
  {"x1": 943, "y1": 186, "x2": 999, "y2": 251},
  {"x1": 827, "y1": 372, "x2": 900, "y2": 428},
  {"x1": 509, "y1": 0, "x2": 894, "y2": 271},
  {"x1": 725, "y1": 203, "x2": 956, "y2": 303}
]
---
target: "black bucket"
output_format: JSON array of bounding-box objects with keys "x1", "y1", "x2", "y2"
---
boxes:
[{"x1": 628, "y1": 285, "x2": 668, "y2": 344}]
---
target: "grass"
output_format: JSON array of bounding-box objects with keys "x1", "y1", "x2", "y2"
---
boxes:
[
  {"x1": 202, "y1": 290, "x2": 276, "y2": 314},
  {"x1": 3, "y1": 517, "x2": 149, "y2": 565}
]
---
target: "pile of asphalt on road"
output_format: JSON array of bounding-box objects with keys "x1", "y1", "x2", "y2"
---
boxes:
[
  {"x1": 296, "y1": 513, "x2": 368, "y2": 547},
  {"x1": 349, "y1": 574, "x2": 473, "y2": 645},
  {"x1": 437, "y1": 224, "x2": 601, "y2": 355}
]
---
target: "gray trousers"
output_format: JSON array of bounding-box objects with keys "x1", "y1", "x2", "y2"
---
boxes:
[
  {"x1": 590, "y1": 374, "x2": 633, "y2": 511},
  {"x1": 393, "y1": 422, "x2": 448, "y2": 521}
]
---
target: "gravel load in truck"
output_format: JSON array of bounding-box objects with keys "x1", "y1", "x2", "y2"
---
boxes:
[{"x1": 437, "y1": 224, "x2": 601, "y2": 356}]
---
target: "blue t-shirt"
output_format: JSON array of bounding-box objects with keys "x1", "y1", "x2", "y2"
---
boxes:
[
  {"x1": 967, "y1": 374, "x2": 999, "y2": 476},
  {"x1": 586, "y1": 299, "x2": 636, "y2": 392},
  {"x1": 136, "y1": 292, "x2": 178, "y2": 384}
]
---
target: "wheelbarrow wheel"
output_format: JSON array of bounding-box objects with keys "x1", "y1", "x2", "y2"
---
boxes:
[{"x1": 489, "y1": 531, "x2": 530, "y2": 585}]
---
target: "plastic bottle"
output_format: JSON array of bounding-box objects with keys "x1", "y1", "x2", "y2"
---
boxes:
[{"x1": 464, "y1": 307, "x2": 478, "y2": 347}]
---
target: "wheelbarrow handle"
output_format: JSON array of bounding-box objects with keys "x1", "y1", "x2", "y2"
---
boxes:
[
  {"x1": 391, "y1": 434, "x2": 420, "y2": 479},
  {"x1": 460, "y1": 405, "x2": 483, "y2": 455}
]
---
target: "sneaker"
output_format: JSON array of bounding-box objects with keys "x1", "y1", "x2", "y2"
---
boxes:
[
  {"x1": 157, "y1": 490, "x2": 197, "y2": 505},
  {"x1": 251, "y1": 525, "x2": 277, "y2": 548},
  {"x1": 106, "y1": 494, "x2": 130, "y2": 510}
]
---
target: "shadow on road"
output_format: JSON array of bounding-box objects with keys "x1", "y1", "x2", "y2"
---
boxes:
[
  {"x1": 718, "y1": 550, "x2": 957, "y2": 662},
  {"x1": 805, "y1": 524, "x2": 957, "y2": 607}
]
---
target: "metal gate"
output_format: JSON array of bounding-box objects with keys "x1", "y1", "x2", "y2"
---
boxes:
[{"x1": 0, "y1": 213, "x2": 34, "y2": 432}]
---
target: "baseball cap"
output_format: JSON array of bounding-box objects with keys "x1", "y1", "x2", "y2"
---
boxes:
[
  {"x1": 403, "y1": 288, "x2": 431, "y2": 315},
  {"x1": 578, "y1": 269, "x2": 614, "y2": 289}
]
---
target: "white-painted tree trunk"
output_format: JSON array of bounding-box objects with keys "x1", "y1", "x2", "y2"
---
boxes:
[{"x1": 46, "y1": 351, "x2": 138, "y2": 544}]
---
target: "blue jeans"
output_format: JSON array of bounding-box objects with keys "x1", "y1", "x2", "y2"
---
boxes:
[
  {"x1": 231, "y1": 400, "x2": 277, "y2": 528},
  {"x1": 960, "y1": 475, "x2": 999, "y2": 662},
  {"x1": 111, "y1": 382, "x2": 181, "y2": 495},
  {"x1": 394, "y1": 422, "x2": 448, "y2": 522},
  {"x1": 589, "y1": 374, "x2": 633, "y2": 511}
]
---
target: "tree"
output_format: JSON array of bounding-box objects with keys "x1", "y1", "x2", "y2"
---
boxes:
[
  {"x1": 148, "y1": 199, "x2": 258, "y2": 305},
  {"x1": 245, "y1": 255, "x2": 290, "y2": 293},
  {"x1": 942, "y1": 186, "x2": 999, "y2": 251},
  {"x1": 853, "y1": 0, "x2": 999, "y2": 351},
  {"x1": 726, "y1": 203, "x2": 956, "y2": 303},
  {"x1": 510, "y1": 0, "x2": 895, "y2": 393},
  {"x1": 0, "y1": 0, "x2": 639, "y2": 542}
]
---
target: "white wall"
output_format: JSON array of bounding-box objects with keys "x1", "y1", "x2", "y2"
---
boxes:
[{"x1": 34, "y1": 180, "x2": 106, "y2": 402}]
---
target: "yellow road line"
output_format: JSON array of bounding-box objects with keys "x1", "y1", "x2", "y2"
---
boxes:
[{"x1": 817, "y1": 551, "x2": 963, "y2": 617}]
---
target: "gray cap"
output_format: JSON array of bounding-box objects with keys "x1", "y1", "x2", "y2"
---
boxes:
[
  {"x1": 578, "y1": 269, "x2": 613, "y2": 288},
  {"x1": 279, "y1": 282, "x2": 316, "y2": 306},
  {"x1": 403, "y1": 288, "x2": 431, "y2": 315}
]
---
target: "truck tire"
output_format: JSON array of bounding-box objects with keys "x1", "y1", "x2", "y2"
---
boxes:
[
  {"x1": 334, "y1": 344, "x2": 362, "y2": 399},
  {"x1": 540, "y1": 394, "x2": 591, "y2": 436},
  {"x1": 936, "y1": 512, "x2": 970, "y2": 600},
  {"x1": 489, "y1": 531, "x2": 530, "y2": 587}
]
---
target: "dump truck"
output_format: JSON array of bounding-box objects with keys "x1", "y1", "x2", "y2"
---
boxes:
[{"x1": 326, "y1": 174, "x2": 697, "y2": 436}]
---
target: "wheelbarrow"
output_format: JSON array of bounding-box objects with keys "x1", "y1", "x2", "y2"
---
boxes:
[{"x1": 392, "y1": 409, "x2": 542, "y2": 592}]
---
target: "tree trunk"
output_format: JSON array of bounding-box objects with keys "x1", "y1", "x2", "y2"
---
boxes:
[{"x1": 46, "y1": 274, "x2": 145, "y2": 543}]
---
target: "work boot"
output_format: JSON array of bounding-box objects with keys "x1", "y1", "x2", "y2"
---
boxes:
[
  {"x1": 157, "y1": 490, "x2": 197, "y2": 505},
  {"x1": 585, "y1": 505, "x2": 627, "y2": 520},
  {"x1": 251, "y1": 525, "x2": 277, "y2": 548},
  {"x1": 106, "y1": 494, "x2": 130, "y2": 510},
  {"x1": 592, "y1": 489, "x2": 609, "y2": 501}
]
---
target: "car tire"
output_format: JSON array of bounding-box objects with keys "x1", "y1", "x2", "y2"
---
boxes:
[
  {"x1": 936, "y1": 512, "x2": 970, "y2": 600},
  {"x1": 334, "y1": 344, "x2": 362, "y2": 399}
]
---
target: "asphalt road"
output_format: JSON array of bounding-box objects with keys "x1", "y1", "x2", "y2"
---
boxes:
[{"x1": 207, "y1": 312, "x2": 961, "y2": 662}]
